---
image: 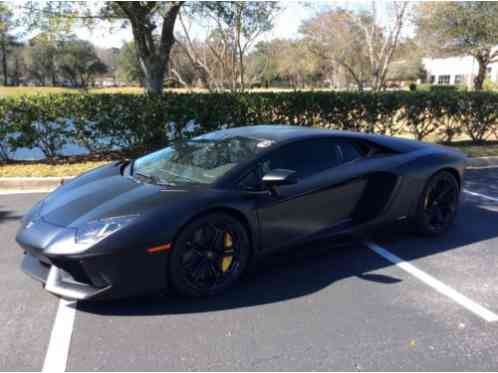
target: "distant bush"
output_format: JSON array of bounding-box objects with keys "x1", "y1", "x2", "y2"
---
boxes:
[
  {"x1": 416, "y1": 84, "x2": 432, "y2": 92},
  {"x1": 0, "y1": 91, "x2": 497, "y2": 160},
  {"x1": 483, "y1": 78, "x2": 498, "y2": 92},
  {"x1": 416, "y1": 84, "x2": 467, "y2": 92},
  {"x1": 429, "y1": 85, "x2": 459, "y2": 92}
]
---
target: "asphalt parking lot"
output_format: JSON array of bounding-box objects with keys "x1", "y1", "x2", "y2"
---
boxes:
[{"x1": 2, "y1": 167, "x2": 498, "y2": 371}]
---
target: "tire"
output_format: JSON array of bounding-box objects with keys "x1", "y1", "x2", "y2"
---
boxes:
[
  {"x1": 414, "y1": 171, "x2": 460, "y2": 236},
  {"x1": 170, "y1": 212, "x2": 251, "y2": 297}
]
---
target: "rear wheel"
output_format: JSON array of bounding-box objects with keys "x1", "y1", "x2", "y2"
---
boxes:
[
  {"x1": 415, "y1": 171, "x2": 459, "y2": 236},
  {"x1": 170, "y1": 213, "x2": 250, "y2": 297}
]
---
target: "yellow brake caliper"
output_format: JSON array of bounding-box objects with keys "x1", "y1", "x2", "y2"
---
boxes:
[{"x1": 222, "y1": 232, "x2": 234, "y2": 272}]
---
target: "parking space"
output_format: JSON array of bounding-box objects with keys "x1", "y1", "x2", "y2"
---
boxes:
[
  {"x1": 374, "y1": 195, "x2": 498, "y2": 316},
  {"x1": 69, "y1": 240, "x2": 497, "y2": 371},
  {"x1": 2, "y1": 167, "x2": 498, "y2": 371},
  {"x1": 0, "y1": 193, "x2": 58, "y2": 371},
  {"x1": 465, "y1": 167, "x2": 498, "y2": 200}
]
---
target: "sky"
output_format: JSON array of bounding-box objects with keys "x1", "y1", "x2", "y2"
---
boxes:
[{"x1": 74, "y1": 1, "x2": 327, "y2": 49}]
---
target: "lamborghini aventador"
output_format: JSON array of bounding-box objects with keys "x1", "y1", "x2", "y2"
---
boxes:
[{"x1": 17, "y1": 125, "x2": 466, "y2": 301}]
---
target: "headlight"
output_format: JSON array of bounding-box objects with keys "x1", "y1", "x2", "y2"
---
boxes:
[{"x1": 75, "y1": 215, "x2": 138, "y2": 244}]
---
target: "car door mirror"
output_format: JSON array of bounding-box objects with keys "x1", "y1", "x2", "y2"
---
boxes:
[{"x1": 262, "y1": 169, "x2": 298, "y2": 187}]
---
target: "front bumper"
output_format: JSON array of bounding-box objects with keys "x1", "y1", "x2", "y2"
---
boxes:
[
  {"x1": 22, "y1": 253, "x2": 110, "y2": 300},
  {"x1": 17, "y1": 218, "x2": 169, "y2": 301}
]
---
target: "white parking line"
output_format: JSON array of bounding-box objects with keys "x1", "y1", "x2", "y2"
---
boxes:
[
  {"x1": 365, "y1": 241, "x2": 498, "y2": 323},
  {"x1": 42, "y1": 299, "x2": 77, "y2": 372},
  {"x1": 466, "y1": 165, "x2": 498, "y2": 170},
  {"x1": 464, "y1": 189, "x2": 498, "y2": 203}
]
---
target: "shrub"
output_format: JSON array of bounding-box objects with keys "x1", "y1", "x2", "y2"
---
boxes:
[
  {"x1": 416, "y1": 84, "x2": 432, "y2": 92},
  {"x1": 430, "y1": 85, "x2": 458, "y2": 92},
  {"x1": 458, "y1": 92, "x2": 498, "y2": 142},
  {"x1": 0, "y1": 90, "x2": 497, "y2": 161}
]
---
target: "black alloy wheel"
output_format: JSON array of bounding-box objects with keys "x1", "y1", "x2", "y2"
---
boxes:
[
  {"x1": 170, "y1": 213, "x2": 250, "y2": 297},
  {"x1": 415, "y1": 171, "x2": 459, "y2": 236}
]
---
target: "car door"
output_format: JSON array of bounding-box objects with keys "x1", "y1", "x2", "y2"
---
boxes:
[{"x1": 254, "y1": 138, "x2": 368, "y2": 252}]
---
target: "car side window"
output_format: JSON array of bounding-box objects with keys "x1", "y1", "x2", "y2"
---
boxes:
[
  {"x1": 336, "y1": 140, "x2": 365, "y2": 163},
  {"x1": 237, "y1": 138, "x2": 368, "y2": 189},
  {"x1": 260, "y1": 139, "x2": 342, "y2": 179}
]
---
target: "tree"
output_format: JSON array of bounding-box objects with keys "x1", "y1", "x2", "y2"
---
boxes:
[
  {"x1": 245, "y1": 40, "x2": 281, "y2": 87},
  {"x1": 23, "y1": 1, "x2": 183, "y2": 94},
  {"x1": 25, "y1": 34, "x2": 62, "y2": 86},
  {"x1": 112, "y1": 2, "x2": 183, "y2": 94},
  {"x1": 58, "y1": 38, "x2": 108, "y2": 88},
  {"x1": 117, "y1": 41, "x2": 145, "y2": 85},
  {"x1": 177, "y1": 2, "x2": 281, "y2": 91},
  {"x1": 0, "y1": 3, "x2": 19, "y2": 86},
  {"x1": 350, "y1": 1, "x2": 409, "y2": 91},
  {"x1": 301, "y1": 2, "x2": 409, "y2": 91},
  {"x1": 415, "y1": 2, "x2": 498, "y2": 90},
  {"x1": 387, "y1": 38, "x2": 427, "y2": 83},
  {"x1": 96, "y1": 46, "x2": 120, "y2": 84},
  {"x1": 301, "y1": 9, "x2": 371, "y2": 90},
  {"x1": 275, "y1": 40, "x2": 320, "y2": 88},
  {"x1": 9, "y1": 45, "x2": 27, "y2": 86},
  {"x1": 116, "y1": 39, "x2": 193, "y2": 88},
  {"x1": 175, "y1": 14, "x2": 219, "y2": 90}
]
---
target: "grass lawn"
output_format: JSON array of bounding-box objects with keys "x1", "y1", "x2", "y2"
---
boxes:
[
  {"x1": 0, "y1": 161, "x2": 109, "y2": 177},
  {"x1": 0, "y1": 86, "x2": 80, "y2": 97},
  {"x1": 0, "y1": 86, "x2": 341, "y2": 97},
  {"x1": 0, "y1": 86, "x2": 147, "y2": 96}
]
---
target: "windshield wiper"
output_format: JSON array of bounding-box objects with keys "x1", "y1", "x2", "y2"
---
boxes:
[
  {"x1": 134, "y1": 172, "x2": 159, "y2": 184},
  {"x1": 134, "y1": 172, "x2": 177, "y2": 187}
]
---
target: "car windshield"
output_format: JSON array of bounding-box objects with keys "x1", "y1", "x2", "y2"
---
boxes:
[{"x1": 132, "y1": 135, "x2": 274, "y2": 186}]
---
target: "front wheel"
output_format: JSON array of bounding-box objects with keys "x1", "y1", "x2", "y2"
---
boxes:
[
  {"x1": 414, "y1": 171, "x2": 460, "y2": 236},
  {"x1": 170, "y1": 213, "x2": 251, "y2": 297}
]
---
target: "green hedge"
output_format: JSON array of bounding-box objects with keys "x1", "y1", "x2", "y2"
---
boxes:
[{"x1": 1, "y1": 91, "x2": 497, "y2": 161}]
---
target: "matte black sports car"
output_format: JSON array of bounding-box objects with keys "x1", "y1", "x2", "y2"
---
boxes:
[{"x1": 17, "y1": 125, "x2": 466, "y2": 301}]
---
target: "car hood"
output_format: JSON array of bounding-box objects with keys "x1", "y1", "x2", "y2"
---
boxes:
[{"x1": 40, "y1": 162, "x2": 199, "y2": 228}]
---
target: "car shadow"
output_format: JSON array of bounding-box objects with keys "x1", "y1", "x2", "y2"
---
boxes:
[
  {"x1": 0, "y1": 206, "x2": 22, "y2": 224},
  {"x1": 78, "y1": 197, "x2": 498, "y2": 316}
]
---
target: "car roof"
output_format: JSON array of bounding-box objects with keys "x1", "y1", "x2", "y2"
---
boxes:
[{"x1": 204, "y1": 125, "x2": 423, "y2": 153}]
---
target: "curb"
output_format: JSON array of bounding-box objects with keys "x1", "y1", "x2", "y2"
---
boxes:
[{"x1": 0, "y1": 176, "x2": 75, "y2": 193}]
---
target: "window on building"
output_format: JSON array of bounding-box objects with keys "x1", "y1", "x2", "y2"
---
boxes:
[
  {"x1": 438, "y1": 75, "x2": 450, "y2": 85},
  {"x1": 429, "y1": 75, "x2": 435, "y2": 84},
  {"x1": 454, "y1": 75, "x2": 465, "y2": 85},
  {"x1": 487, "y1": 67, "x2": 493, "y2": 77}
]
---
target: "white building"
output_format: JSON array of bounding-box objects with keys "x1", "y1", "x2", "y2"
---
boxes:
[{"x1": 423, "y1": 54, "x2": 498, "y2": 88}]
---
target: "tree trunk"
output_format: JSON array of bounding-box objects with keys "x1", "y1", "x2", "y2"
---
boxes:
[
  {"x1": 238, "y1": 48, "x2": 245, "y2": 92},
  {"x1": 51, "y1": 59, "x2": 57, "y2": 86},
  {"x1": 13, "y1": 56, "x2": 20, "y2": 86},
  {"x1": 141, "y1": 57, "x2": 166, "y2": 94},
  {"x1": 118, "y1": 2, "x2": 182, "y2": 95},
  {"x1": 474, "y1": 55, "x2": 487, "y2": 91},
  {"x1": 1, "y1": 37, "x2": 8, "y2": 86}
]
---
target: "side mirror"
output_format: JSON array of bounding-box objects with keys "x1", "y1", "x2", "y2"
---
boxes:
[{"x1": 262, "y1": 169, "x2": 298, "y2": 187}]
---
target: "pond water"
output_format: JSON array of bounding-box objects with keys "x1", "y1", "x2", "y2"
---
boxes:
[
  {"x1": 7, "y1": 143, "x2": 90, "y2": 161},
  {"x1": 3, "y1": 119, "x2": 202, "y2": 161}
]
